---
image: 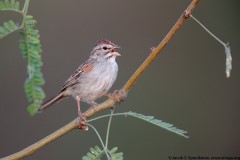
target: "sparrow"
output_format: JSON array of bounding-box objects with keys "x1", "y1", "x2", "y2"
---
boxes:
[{"x1": 38, "y1": 40, "x2": 121, "y2": 125}]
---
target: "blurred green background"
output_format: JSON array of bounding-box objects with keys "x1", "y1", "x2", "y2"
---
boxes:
[{"x1": 0, "y1": 0, "x2": 240, "y2": 159}]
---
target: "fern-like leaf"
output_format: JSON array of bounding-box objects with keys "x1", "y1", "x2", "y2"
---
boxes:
[
  {"x1": 82, "y1": 146, "x2": 123, "y2": 160},
  {"x1": 0, "y1": 1, "x2": 44, "y2": 115},
  {"x1": 0, "y1": 0, "x2": 20, "y2": 11},
  {"x1": 0, "y1": 20, "x2": 18, "y2": 39},
  {"x1": 109, "y1": 147, "x2": 123, "y2": 160},
  {"x1": 127, "y1": 111, "x2": 189, "y2": 138},
  {"x1": 20, "y1": 15, "x2": 45, "y2": 116},
  {"x1": 82, "y1": 146, "x2": 102, "y2": 160}
]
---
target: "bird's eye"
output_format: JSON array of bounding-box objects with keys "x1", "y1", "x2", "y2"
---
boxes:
[{"x1": 103, "y1": 46, "x2": 107, "y2": 50}]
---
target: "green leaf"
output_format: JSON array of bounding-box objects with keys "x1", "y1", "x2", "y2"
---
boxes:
[
  {"x1": 28, "y1": 35, "x2": 40, "y2": 44},
  {"x1": 90, "y1": 147, "x2": 99, "y2": 156},
  {"x1": 111, "y1": 152, "x2": 124, "y2": 160},
  {"x1": 19, "y1": 15, "x2": 45, "y2": 116},
  {"x1": 33, "y1": 73, "x2": 45, "y2": 86},
  {"x1": 82, "y1": 156, "x2": 91, "y2": 160},
  {"x1": 25, "y1": 19, "x2": 37, "y2": 25},
  {"x1": 33, "y1": 86, "x2": 45, "y2": 99},
  {"x1": 109, "y1": 147, "x2": 118, "y2": 154},
  {"x1": 82, "y1": 146, "x2": 123, "y2": 160},
  {"x1": 26, "y1": 29, "x2": 39, "y2": 36},
  {"x1": 24, "y1": 79, "x2": 34, "y2": 101},
  {"x1": 86, "y1": 153, "x2": 96, "y2": 159},
  {"x1": 0, "y1": 3, "x2": 44, "y2": 116},
  {"x1": 19, "y1": 40, "x2": 28, "y2": 58},
  {"x1": 127, "y1": 111, "x2": 189, "y2": 138},
  {"x1": 27, "y1": 101, "x2": 42, "y2": 116},
  {"x1": 0, "y1": 20, "x2": 18, "y2": 39},
  {"x1": 82, "y1": 146, "x2": 102, "y2": 160},
  {"x1": 0, "y1": 0, "x2": 20, "y2": 11},
  {"x1": 94, "y1": 146, "x2": 102, "y2": 153},
  {"x1": 28, "y1": 47, "x2": 40, "y2": 58}
]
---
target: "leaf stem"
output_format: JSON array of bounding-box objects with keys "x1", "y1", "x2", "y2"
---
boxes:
[
  {"x1": 89, "y1": 111, "x2": 189, "y2": 138},
  {"x1": 22, "y1": 0, "x2": 30, "y2": 16},
  {"x1": 190, "y1": 15, "x2": 226, "y2": 47},
  {"x1": 88, "y1": 112, "x2": 128, "y2": 122},
  {"x1": 19, "y1": 0, "x2": 30, "y2": 28},
  {"x1": 190, "y1": 14, "x2": 232, "y2": 78},
  {"x1": 105, "y1": 109, "x2": 114, "y2": 149},
  {"x1": 0, "y1": 8, "x2": 22, "y2": 14},
  {"x1": 88, "y1": 124, "x2": 110, "y2": 160}
]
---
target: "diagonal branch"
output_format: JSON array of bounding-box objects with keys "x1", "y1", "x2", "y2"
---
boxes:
[
  {"x1": 84, "y1": 0, "x2": 199, "y2": 119},
  {"x1": 1, "y1": 0, "x2": 199, "y2": 159}
]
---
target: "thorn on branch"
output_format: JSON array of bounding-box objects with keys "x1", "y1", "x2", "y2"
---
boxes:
[{"x1": 150, "y1": 47, "x2": 156, "y2": 53}]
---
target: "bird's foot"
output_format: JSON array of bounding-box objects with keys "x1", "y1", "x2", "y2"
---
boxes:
[
  {"x1": 77, "y1": 112, "x2": 88, "y2": 130},
  {"x1": 105, "y1": 89, "x2": 127, "y2": 102}
]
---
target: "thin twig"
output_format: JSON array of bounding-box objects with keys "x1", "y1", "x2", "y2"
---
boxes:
[
  {"x1": 105, "y1": 109, "x2": 114, "y2": 149},
  {"x1": 0, "y1": 0, "x2": 199, "y2": 159},
  {"x1": 190, "y1": 15, "x2": 226, "y2": 46}
]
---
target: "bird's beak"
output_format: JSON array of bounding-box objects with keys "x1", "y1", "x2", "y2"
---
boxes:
[
  {"x1": 112, "y1": 51, "x2": 121, "y2": 56},
  {"x1": 112, "y1": 45, "x2": 121, "y2": 56}
]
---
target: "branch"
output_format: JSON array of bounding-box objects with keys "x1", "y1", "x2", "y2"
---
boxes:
[{"x1": 1, "y1": 0, "x2": 199, "y2": 159}]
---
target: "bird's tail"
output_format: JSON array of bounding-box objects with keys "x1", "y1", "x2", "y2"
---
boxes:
[{"x1": 38, "y1": 92, "x2": 65, "y2": 111}]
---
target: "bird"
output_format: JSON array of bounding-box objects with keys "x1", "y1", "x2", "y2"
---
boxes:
[{"x1": 38, "y1": 39, "x2": 121, "y2": 125}]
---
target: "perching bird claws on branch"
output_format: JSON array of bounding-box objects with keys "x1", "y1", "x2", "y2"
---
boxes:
[{"x1": 105, "y1": 89, "x2": 127, "y2": 103}]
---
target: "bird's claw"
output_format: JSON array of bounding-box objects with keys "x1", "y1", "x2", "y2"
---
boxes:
[
  {"x1": 106, "y1": 89, "x2": 127, "y2": 102},
  {"x1": 77, "y1": 112, "x2": 88, "y2": 130}
]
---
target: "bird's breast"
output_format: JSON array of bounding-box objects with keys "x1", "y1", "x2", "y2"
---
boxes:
[{"x1": 68, "y1": 61, "x2": 118, "y2": 102}]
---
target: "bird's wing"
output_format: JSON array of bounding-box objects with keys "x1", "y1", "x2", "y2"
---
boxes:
[{"x1": 61, "y1": 59, "x2": 94, "y2": 91}]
